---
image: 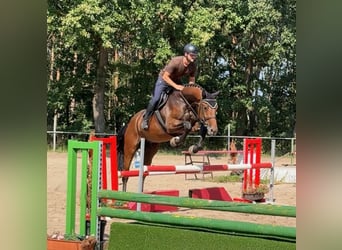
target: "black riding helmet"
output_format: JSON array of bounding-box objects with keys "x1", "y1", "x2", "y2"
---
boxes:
[{"x1": 183, "y1": 43, "x2": 198, "y2": 55}]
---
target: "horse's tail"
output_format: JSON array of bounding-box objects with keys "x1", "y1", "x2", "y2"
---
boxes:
[{"x1": 117, "y1": 124, "x2": 128, "y2": 171}]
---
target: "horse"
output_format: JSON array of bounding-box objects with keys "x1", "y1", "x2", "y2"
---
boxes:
[{"x1": 117, "y1": 84, "x2": 219, "y2": 191}]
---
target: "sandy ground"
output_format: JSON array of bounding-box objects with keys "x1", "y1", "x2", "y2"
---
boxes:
[{"x1": 47, "y1": 152, "x2": 296, "y2": 238}]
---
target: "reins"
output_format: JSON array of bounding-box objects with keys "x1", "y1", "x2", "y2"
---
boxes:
[{"x1": 179, "y1": 91, "x2": 217, "y2": 126}]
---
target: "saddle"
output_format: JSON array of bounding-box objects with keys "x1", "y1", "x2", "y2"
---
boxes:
[
  {"x1": 154, "y1": 88, "x2": 175, "y2": 132},
  {"x1": 156, "y1": 87, "x2": 173, "y2": 110}
]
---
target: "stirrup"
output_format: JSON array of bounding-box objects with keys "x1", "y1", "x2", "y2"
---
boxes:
[{"x1": 141, "y1": 120, "x2": 149, "y2": 130}]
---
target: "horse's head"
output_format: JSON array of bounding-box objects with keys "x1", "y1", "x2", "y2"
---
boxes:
[
  {"x1": 198, "y1": 90, "x2": 219, "y2": 136},
  {"x1": 180, "y1": 85, "x2": 219, "y2": 136}
]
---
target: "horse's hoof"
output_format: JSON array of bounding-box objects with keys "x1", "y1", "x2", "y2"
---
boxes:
[
  {"x1": 170, "y1": 136, "x2": 180, "y2": 147},
  {"x1": 188, "y1": 145, "x2": 199, "y2": 154},
  {"x1": 183, "y1": 121, "x2": 191, "y2": 130}
]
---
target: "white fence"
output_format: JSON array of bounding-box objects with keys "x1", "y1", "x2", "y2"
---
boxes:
[{"x1": 46, "y1": 131, "x2": 296, "y2": 166}]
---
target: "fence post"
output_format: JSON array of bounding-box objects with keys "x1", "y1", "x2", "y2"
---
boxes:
[
  {"x1": 137, "y1": 138, "x2": 146, "y2": 211},
  {"x1": 65, "y1": 140, "x2": 102, "y2": 239},
  {"x1": 242, "y1": 138, "x2": 261, "y2": 192},
  {"x1": 268, "y1": 139, "x2": 276, "y2": 203},
  {"x1": 89, "y1": 136, "x2": 118, "y2": 191}
]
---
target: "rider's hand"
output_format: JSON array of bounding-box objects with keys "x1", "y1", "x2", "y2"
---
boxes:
[{"x1": 177, "y1": 85, "x2": 184, "y2": 91}]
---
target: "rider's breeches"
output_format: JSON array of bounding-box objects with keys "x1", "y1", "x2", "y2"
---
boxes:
[{"x1": 151, "y1": 77, "x2": 169, "y2": 107}]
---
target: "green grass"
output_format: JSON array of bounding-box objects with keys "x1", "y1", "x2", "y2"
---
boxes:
[
  {"x1": 206, "y1": 174, "x2": 242, "y2": 183},
  {"x1": 107, "y1": 222, "x2": 295, "y2": 250},
  {"x1": 205, "y1": 174, "x2": 269, "y2": 185}
]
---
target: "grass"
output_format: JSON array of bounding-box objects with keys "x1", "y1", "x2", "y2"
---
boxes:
[
  {"x1": 205, "y1": 174, "x2": 242, "y2": 183},
  {"x1": 106, "y1": 222, "x2": 296, "y2": 250}
]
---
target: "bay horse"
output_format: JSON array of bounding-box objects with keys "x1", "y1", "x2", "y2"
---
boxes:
[{"x1": 117, "y1": 84, "x2": 219, "y2": 191}]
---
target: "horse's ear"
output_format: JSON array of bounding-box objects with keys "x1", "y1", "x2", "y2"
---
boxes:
[
  {"x1": 206, "y1": 91, "x2": 219, "y2": 99},
  {"x1": 211, "y1": 91, "x2": 220, "y2": 97}
]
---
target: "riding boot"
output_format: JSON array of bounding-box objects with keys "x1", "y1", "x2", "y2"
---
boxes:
[{"x1": 142, "y1": 103, "x2": 155, "y2": 130}]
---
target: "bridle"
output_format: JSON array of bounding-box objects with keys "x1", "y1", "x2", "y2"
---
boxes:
[
  {"x1": 196, "y1": 99, "x2": 218, "y2": 126},
  {"x1": 154, "y1": 88, "x2": 218, "y2": 136},
  {"x1": 179, "y1": 92, "x2": 218, "y2": 127}
]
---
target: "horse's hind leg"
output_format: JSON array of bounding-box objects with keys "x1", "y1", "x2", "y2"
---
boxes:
[
  {"x1": 140, "y1": 142, "x2": 159, "y2": 192},
  {"x1": 122, "y1": 146, "x2": 138, "y2": 192},
  {"x1": 122, "y1": 135, "x2": 141, "y2": 192},
  {"x1": 122, "y1": 177, "x2": 128, "y2": 192},
  {"x1": 170, "y1": 121, "x2": 192, "y2": 147}
]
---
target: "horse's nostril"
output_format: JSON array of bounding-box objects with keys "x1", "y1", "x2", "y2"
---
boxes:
[{"x1": 207, "y1": 128, "x2": 216, "y2": 136}]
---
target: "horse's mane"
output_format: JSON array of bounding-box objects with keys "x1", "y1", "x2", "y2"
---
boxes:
[
  {"x1": 182, "y1": 84, "x2": 206, "y2": 99},
  {"x1": 182, "y1": 84, "x2": 219, "y2": 108},
  {"x1": 183, "y1": 83, "x2": 204, "y2": 91}
]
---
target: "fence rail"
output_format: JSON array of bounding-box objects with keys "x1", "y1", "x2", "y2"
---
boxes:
[{"x1": 46, "y1": 131, "x2": 296, "y2": 161}]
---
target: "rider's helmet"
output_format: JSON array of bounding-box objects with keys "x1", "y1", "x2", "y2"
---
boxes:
[{"x1": 183, "y1": 43, "x2": 198, "y2": 55}]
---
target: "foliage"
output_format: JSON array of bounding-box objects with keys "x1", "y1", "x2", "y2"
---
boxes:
[
  {"x1": 47, "y1": 0, "x2": 296, "y2": 145},
  {"x1": 242, "y1": 184, "x2": 270, "y2": 194},
  {"x1": 209, "y1": 174, "x2": 242, "y2": 183},
  {"x1": 63, "y1": 233, "x2": 83, "y2": 241}
]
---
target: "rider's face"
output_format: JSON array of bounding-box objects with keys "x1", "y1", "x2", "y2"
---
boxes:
[{"x1": 186, "y1": 52, "x2": 197, "y2": 63}]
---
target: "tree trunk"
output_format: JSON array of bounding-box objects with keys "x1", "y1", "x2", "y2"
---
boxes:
[
  {"x1": 244, "y1": 56, "x2": 254, "y2": 135},
  {"x1": 235, "y1": 110, "x2": 248, "y2": 136},
  {"x1": 111, "y1": 48, "x2": 119, "y2": 134},
  {"x1": 235, "y1": 56, "x2": 253, "y2": 136},
  {"x1": 93, "y1": 44, "x2": 108, "y2": 133}
]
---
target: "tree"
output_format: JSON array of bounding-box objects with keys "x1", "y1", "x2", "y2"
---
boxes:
[{"x1": 47, "y1": 0, "x2": 296, "y2": 142}]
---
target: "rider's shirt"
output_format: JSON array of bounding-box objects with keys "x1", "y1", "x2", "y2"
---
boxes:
[{"x1": 159, "y1": 56, "x2": 197, "y2": 85}]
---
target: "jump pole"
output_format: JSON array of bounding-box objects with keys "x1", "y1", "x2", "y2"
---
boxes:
[
  {"x1": 97, "y1": 191, "x2": 296, "y2": 241},
  {"x1": 117, "y1": 163, "x2": 272, "y2": 177},
  {"x1": 125, "y1": 137, "x2": 273, "y2": 202},
  {"x1": 98, "y1": 190, "x2": 296, "y2": 217}
]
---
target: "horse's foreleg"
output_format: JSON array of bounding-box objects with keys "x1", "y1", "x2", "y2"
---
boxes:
[
  {"x1": 188, "y1": 138, "x2": 204, "y2": 154},
  {"x1": 188, "y1": 124, "x2": 207, "y2": 153}
]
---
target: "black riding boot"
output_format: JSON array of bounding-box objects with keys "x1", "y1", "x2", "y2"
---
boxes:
[{"x1": 142, "y1": 103, "x2": 155, "y2": 130}]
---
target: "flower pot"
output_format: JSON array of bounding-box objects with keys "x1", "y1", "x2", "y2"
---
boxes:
[
  {"x1": 47, "y1": 236, "x2": 97, "y2": 250},
  {"x1": 242, "y1": 193, "x2": 265, "y2": 201},
  {"x1": 47, "y1": 238, "x2": 82, "y2": 250}
]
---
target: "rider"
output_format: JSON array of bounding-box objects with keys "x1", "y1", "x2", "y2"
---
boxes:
[{"x1": 141, "y1": 43, "x2": 199, "y2": 130}]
